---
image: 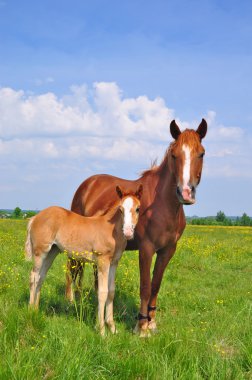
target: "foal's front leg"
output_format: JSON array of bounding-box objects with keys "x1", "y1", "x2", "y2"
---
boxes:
[
  {"x1": 105, "y1": 262, "x2": 118, "y2": 334},
  {"x1": 97, "y1": 258, "x2": 110, "y2": 336}
]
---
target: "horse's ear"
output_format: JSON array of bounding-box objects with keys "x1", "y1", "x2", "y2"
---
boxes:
[
  {"x1": 196, "y1": 119, "x2": 207, "y2": 140},
  {"x1": 170, "y1": 120, "x2": 181, "y2": 140},
  {"x1": 116, "y1": 186, "x2": 123, "y2": 199},
  {"x1": 135, "y1": 184, "x2": 143, "y2": 200}
]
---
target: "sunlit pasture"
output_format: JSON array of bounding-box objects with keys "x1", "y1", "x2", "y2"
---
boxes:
[{"x1": 0, "y1": 220, "x2": 251, "y2": 379}]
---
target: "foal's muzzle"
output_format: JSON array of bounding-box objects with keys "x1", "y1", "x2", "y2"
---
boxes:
[{"x1": 123, "y1": 226, "x2": 135, "y2": 240}]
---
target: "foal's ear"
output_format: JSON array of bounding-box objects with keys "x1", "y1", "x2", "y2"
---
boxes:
[
  {"x1": 135, "y1": 184, "x2": 143, "y2": 200},
  {"x1": 170, "y1": 120, "x2": 181, "y2": 140},
  {"x1": 116, "y1": 185, "x2": 124, "y2": 199},
  {"x1": 196, "y1": 119, "x2": 207, "y2": 140}
]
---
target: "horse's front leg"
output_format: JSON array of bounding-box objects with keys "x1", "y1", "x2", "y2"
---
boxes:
[
  {"x1": 134, "y1": 243, "x2": 154, "y2": 337},
  {"x1": 148, "y1": 244, "x2": 177, "y2": 332},
  {"x1": 97, "y1": 258, "x2": 110, "y2": 336},
  {"x1": 105, "y1": 261, "x2": 118, "y2": 334}
]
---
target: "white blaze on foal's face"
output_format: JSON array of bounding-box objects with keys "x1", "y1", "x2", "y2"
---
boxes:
[{"x1": 122, "y1": 197, "x2": 135, "y2": 240}]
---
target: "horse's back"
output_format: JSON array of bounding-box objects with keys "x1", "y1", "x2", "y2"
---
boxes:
[{"x1": 71, "y1": 174, "x2": 139, "y2": 216}]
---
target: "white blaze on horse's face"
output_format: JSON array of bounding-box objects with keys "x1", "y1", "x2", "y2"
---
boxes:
[
  {"x1": 170, "y1": 119, "x2": 207, "y2": 206},
  {"x1": 181, "y1": 144, "x2": 193, "y2": 203},
  {"x1": 121, "y1": 196, "x2": 138, "y2": 240}
]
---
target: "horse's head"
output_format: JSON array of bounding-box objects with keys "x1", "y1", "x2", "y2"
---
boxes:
[
  {"x1": 115, "y1": 185, "x2": 143, "y2": 239},
  {"x1": 169, "y1": 119, "x2": 207, "y2": 205}
]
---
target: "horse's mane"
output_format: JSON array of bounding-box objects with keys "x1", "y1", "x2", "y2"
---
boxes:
[
  {"x1": 140, "y1": 145, "x2": 171, "y2": 178},
  {"x1": 140, "y1": 129, "x2": 201, "y2": 178}
]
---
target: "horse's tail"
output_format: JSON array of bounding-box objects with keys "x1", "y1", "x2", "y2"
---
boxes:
[{"x1": 25, "y1": 217, "x2": 34, "y2": 261}]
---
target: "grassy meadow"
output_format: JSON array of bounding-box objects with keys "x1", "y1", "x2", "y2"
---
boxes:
[{"x1": 0, "y1": 220, "x2": 251, "y2": 379}]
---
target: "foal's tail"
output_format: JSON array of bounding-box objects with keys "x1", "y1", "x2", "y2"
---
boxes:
[{"x1": 25, "y1": 217, "x2": 34, "y2": 261}]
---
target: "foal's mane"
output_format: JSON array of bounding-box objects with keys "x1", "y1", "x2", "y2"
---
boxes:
[
  {"x1": 104, "y1": 198, "x2": 122, "y2": 219},
  {"x1": 104, "y1": 193, "x2": 136, "y2": 221}
]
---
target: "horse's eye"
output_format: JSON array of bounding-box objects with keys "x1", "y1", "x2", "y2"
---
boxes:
[
  {"x1": 172, "y1": 154, "x2": 176, "y2": 160},
  {"x1": 136, "y1": 207, "x2": 140, "y2": 213},
  {"x1": 199, "y1": 152, "x2": 205, "y2": 158}
]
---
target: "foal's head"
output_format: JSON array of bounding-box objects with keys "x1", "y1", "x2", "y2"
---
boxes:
[
  {"x1": 169, "y1": 119, "x2": 207, "y2": 205},
  {"x1": 116, "y1": 185, "x2": 143, "y2": 240}
]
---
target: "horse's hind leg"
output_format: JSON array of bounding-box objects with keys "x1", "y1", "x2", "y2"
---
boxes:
[
  {"x1": 65, "y1": 259, "x2": 85, "y2": 302},
  {"x1": 29, "y1": 246, "x2": 59, "y2": 309},
  {"x1": 93, "y1": 263, "x2": 98, "y2": 291},
  {"x1": 65, "y1": 259, "x2": 74, "y2": 302}
]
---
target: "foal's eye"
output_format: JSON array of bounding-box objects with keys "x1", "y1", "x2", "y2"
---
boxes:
[
  {"x1": 172, "y1": 154, "x2": 176, "y2": 160},
  {"x1": 136, "y1": 207, "x2": 140, "y2": 213},
  {"x1": 199, "y1": 152, "x2": 205, "y2": 158}
]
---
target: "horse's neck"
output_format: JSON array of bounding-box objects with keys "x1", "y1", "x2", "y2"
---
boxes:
[{"x1": 147, "y1": 156, "x2": 182, "y2": 215}]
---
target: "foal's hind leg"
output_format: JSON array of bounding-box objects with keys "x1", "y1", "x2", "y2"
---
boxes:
[{"x1": 29, "y1": 246, "x2": 59, "y2": 309}]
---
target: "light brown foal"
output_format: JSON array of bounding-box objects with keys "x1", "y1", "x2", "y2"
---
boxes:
[{"x1": 26, "y1": 185, "x2": 142, "y2": 335}]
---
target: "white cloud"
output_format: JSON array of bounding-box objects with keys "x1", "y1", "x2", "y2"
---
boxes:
[
  {"x1": 0, "y1": 82, "x2": 175, "y2": 141},
  {"x1": 0, "y1": 81, "x2": 251, "y2": 183}
]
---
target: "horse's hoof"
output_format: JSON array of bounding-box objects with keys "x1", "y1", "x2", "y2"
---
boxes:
[
  {"x1": 148, "y1": 319, "x2": 158, "y2": 333},
  {"x1": 133, "y1": 322, "x2": 151, "y2": 338}
]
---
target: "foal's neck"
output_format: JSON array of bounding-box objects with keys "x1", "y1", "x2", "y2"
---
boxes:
[
  {"x1": 103, "y1": 200, "x2": 121, "y2": 221},
  {"x1": 104, "y1": 207, "x2": 124, "y2": 239}
]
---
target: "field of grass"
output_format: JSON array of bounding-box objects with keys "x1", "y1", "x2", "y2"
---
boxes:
[{"x1": 0, "y1": 220, "x2": 251, "y2": 379}]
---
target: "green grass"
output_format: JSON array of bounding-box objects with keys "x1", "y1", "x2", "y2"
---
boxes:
[{"x1": 0, "y1": 220, "x2": 251, "y2": 379}]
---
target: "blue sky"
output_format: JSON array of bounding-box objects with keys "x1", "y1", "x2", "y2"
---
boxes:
[{"x1": 0, "y1": 0, "x2": 252, "y2": 216}]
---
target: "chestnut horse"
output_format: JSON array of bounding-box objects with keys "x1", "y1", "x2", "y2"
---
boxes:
[
  {"x1": 26, "y1": 185, "x2": 142, "y2": 335},
  {"x1": 71, "y1": 119, "x2": 207, "y2": 336}
]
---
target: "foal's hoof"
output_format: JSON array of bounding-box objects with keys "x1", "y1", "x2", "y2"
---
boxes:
[
  {"x1": 106, "y1": 322, "x2": 117, "y2": 335},
  {"x1": 99, "y1": 328, "x2": 106, "y2": 337},
  {"x1": 133, "y1": 321, "x2": 151, "y2": 338}
]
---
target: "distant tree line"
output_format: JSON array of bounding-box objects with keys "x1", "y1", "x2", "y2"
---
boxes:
[
  {"x1": 188, "y1": 211, "x2": 252, "y2": 227},
  {"x1": 1, "y1": 207, "x2": 251, "y2": 226},
  {"x1": 0, "y1": 207, "x2": 37, "y2": 219}
]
